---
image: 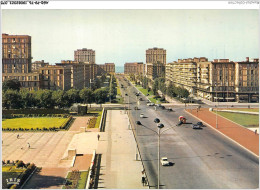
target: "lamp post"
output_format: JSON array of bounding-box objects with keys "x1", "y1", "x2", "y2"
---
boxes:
[
  {"x1": 154, "y1": 118, "x2": 164, "y2": 189},
  {"x1": 215, "y1": 82, "x2": 218, "y2": 129}
]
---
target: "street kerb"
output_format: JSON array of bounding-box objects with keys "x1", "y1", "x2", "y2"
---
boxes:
[{"x1": 185, "y1": 109, "x2": 259, "y2": 158}]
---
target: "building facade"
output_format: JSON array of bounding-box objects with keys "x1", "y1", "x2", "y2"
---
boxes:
[
  {"x1": 2, "y1": 72, "x2": 42, "y2": 91},
  {"x1": 146, "y1": 47, "x2": 166, "y2": 80},
  {"x1": 31, "y1": 60, "x2": 49, "y2": 71},
  {"x1": 146, "y1": 47, "x2": 166, "y2": 65},
  {"x1": 166, "y1": 57, "x2": 259, "y2": 103},
  {"x1": 124, "y1": 62, "x2": 144, "y2": 75},
  {"x1": 146, "y1": 62, "x2": 165, "y2": 80},
  {"x1": 74, "y1": 48, "x2": 95, "y2": 64},
  {"x1": 57, "y1": 61, "x2": 85, "y2": 89},
  {"x1": 39, "y1": 65, "x2": 72, "y2": 91},
  {"x1": 98, "y1": 63, "x2": 115, "y2": 75},
  {"x1": 2, "y1": 33, "x2": 32, "y2": 73}
]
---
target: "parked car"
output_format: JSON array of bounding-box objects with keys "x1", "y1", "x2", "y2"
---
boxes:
[
  {"x1": 136, "y1": 121, "x2": 142, "y2": 125},
  {"x1": 140, "y1": 113, "x2": 144, "y2": 118},
  {"x1": 161, "y1": 106, "x2": 165, "y2": 109},
  {"x1": 192, "y1": 124, "x2": 201, "y2": 129},
  {"x1": 167, "y1": 108, "x2": 173, "y2": 111},
  {"x1": 147, "y1": 102, "x2": 155, "y2": 106},
  {"x1": 160, "y1": 157, "x2": 170, "y2": 166},
  {"x1": 197, "y1": 122, "x2": 204, "y2": 127},
  {"x1": 139, "y1": 98, "x2": 143, "y2": 101}
]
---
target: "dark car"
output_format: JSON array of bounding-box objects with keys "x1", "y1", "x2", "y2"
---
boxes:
[
  {"x1": 136, "y1": 121, "x2": 142, "y2": 125},
  {"x1": 192, "y1": 124, "x2": 201, "y2": 129},
  {"x1": 161, "y1": 106, "x2": 166, "y2": 109},
  {"x1": 139, "y1": 98, "x2": 143, "y2": 101},
  {"x1": 197, "y1": 122, "x2": 204, "y2": 127},
  {"x1": 167, "y1": 108, "x2": 173, "y2": 111}
]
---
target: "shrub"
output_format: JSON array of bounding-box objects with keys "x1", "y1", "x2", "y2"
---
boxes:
[
  {"x1": 16, "y1": 160, "x2": 24, "y2": 168},
  {"x1": 2, "y1": 160, "x2": 6, "y2": 165},
  {"x1": 7, "y1": 160, "x2": 10, "y2": 164},
  {"x1": 31, "y1": 128, "x2": 33, "y2": 131},
  {"x1": 27, "y1": 163, "x2": 35, "y2": 171}
]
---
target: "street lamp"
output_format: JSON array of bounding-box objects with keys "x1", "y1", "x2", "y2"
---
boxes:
[
  {"x1": 215, "y1": 82, "x2": 218, "y2": 129},
  {"x1": 154, "y1": 118, "x2": 164, "y2": 189}
]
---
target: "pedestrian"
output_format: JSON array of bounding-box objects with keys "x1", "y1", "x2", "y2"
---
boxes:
[
  {"x1": 27, "y1": 143, "x2": 30, "y2": 149},
  {"x1": 255, "y1": 129, "x2": 257, "y2": 134},
  {"x1": 17, "y1": 134, "x2": 19, "y2": 139},
  {"x1": 142, "y1": 177, "x2": 145, "y2": 186},
  {"x1": 97, "y1": 134, "x2": 100, "y2": 141}
]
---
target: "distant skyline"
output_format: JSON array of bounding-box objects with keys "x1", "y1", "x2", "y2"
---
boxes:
[{"x1": 2, "y1": 9, "x2": 259, "y2": 66}]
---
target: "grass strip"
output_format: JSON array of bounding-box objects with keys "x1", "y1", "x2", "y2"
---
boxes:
[{"x1": 214, "y1": 111, "x2": 259, "y2": 128}]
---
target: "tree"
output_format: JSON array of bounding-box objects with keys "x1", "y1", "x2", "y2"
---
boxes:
[
  {"x1": 66, "y1": 89, "x2": 81, "y2": 104},
  {"x1": 3, "y1": 79, "x2": 21, "y2": 92},
  {"x1": 35, "y1": 90, "x2": 54, "y2": 108},
  {"x1": 79, "y1": 88, "x2": 93, "y2": 104},
  {"x1": 94, "y1": 88, "x2": 108, "y2": 104},
  {"x1": 167, "y1": 82, "x2": 176, "y2": 98},
  {"x1": 2, "y1": 89, "x2": 23, "y2": 109},
  {"x1": 20, "y1": 89, "x2": 36, "y2": 108},
  {"x1": 52, "y1": 90, "x2": 65, "y2": 108}
]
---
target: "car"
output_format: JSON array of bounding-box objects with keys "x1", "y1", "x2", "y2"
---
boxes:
[
  {"x1": 146, "y1": 100, "x2": 150, "y2": 103},
  {"x1": 197, "y1": 122, "x2": 204, "y2": 127},
  {"x1": 139, "y1": 98, "x2": 143, "y2": 101},
  {"x1": 156, "y1": 104, "x2": 162, "y2": 107},
  {"x1": 161, "y1": 106, "x2": 165, "y2": 109},
  {"x1": 160, "y1": 157, "x2": 170, "y2": 166},
  {"x1": 192, "y1": 124, "x2": 201, "y2": 129},
  {"x1": 136, "y1": 121, "x2": 142, "y2": 125},
  {"x1": 147, "y1": 103, "x2": 155, "y2": 106},
  {"x1": 134, "y1": 106, "x2": 139, "y2": 110},
  {"x1": 150, "y1": 103, "x2": 155, "y2": 106},
  {"x1": 167, "y1": 108, "x2": 173, "y2": 111},
  {"x1": 140, "y1": 113, "x2": 144, "y2": 118}
]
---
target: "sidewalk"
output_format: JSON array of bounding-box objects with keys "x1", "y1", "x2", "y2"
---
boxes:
[
  {"x1": 186, "y1": 108, "x2": 259, "y2": 156},
  {"x1": 96, "y1": 110, "x2": 147, "y2": 189}
]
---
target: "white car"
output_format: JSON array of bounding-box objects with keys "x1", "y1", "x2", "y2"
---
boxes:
[
  {"x1": 160, "y1": 157, "x2": 170, "y2": 166},
  {"x1": 140, "y1": 113, "x2": 144, "y2": 118},
  {"x1": 147, "y1": 102, "x2": 155, "y2": 106}
]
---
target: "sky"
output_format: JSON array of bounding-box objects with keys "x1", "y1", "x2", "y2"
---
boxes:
[{"x1": 2, "y1": 9, "x2": 259, "y2": 66}]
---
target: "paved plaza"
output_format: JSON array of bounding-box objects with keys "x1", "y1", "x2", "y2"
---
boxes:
[{"x1": 2, "y1": 111, "x2": 147, "y2": 189}]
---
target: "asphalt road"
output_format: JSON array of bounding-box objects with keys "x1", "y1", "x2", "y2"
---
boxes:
[{"x1": 116, "y1": 75, "x2": 259, "y2": 189}]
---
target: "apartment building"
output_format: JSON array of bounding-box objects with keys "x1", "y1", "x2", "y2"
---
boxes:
[
  {"x1": 39, "y1": 65, "x2": 72, "y2": 91},
  {"x1": 2, "y1": 72, "x2": 42, "y2": 91},
  {"x1": 2, "y1": 33, "x2": 32, "y2": 73},
  {"x1": 146, "y1": 47, "x2": 166, "y2": 65},
  {"x1": 74, "y1": 48, "x2": 95, "y2": 64},
  {"x1": 146, "y1": 47, "x2": 166, "y2": 80},
  {"x1": 32, "y1": 60, "x2": 49, "y2": 71},
  {"x1": 124, "y1": 62, "x2": 144, "y2": 75},
  {"x1": 195, "y1": 57, "x2": 258, "y2": 102},
  {"x1": 57, "y1": 60, "x2": 85, "y2": 89},
  {"x1": 98, "y1": 63, "x2": 115, "y2": 75},
  {"x1": 235, "y1": 58, "x2": 259, "y2": 102}
]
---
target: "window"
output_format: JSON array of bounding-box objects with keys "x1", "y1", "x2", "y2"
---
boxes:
[
  {"x1": 251, "y1": 70, "x2": 254, "y2": 74},
  {"x1": 34, "y1": 76, "x2": 37, "y2": 80}
]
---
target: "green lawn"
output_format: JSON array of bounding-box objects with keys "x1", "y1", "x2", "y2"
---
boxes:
[
  {"x1": 136, "y1": 85, "x2": 162, "y2": 104},
  {"x1": 2, "y1": 166, "x2": 26, "y2": 173},
  {"x1": 2, "y1": 117, "x2": 69, "y2": 129},
  {"x1": 229, "y1": 108, "x2": 259, "y2": 113},
  {"x1": 215, "y1": 111, "x2": 259, "y2": 128}
]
